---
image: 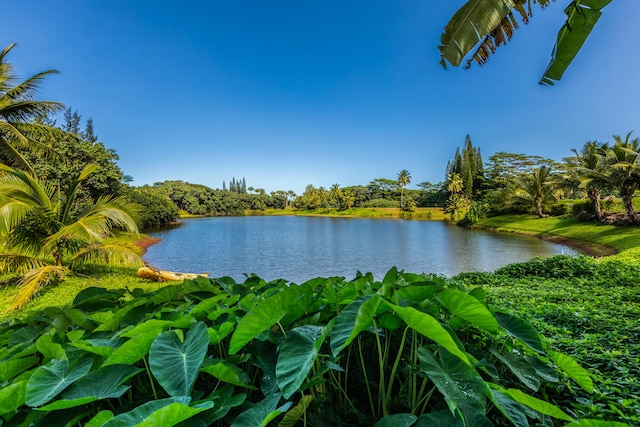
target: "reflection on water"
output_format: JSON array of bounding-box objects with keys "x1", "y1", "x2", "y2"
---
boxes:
[{"x1": 143, "y1": 216, "x2": 578, "y2": 283}]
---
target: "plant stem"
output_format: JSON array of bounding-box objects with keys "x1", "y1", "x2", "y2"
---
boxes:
[
  {"x1": 357, "y1": 336, "x2": 376, "y2": 419},
  {"x1": 142, "y1": 357, "x2": 158, "y2": 400},
  {"x1": 386, "y1": 326, "x2": 409, "y2": 408}
]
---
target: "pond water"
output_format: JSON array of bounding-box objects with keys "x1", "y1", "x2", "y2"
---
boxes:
[{"x1": 143, "y1": 216, "x2": 578, "y2": 283}]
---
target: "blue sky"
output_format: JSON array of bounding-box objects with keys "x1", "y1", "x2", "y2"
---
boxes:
[{"x1": 3, "y1": 1, "x2": 639, "y2": 194}]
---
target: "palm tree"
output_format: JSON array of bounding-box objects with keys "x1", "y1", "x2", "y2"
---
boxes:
[
  {"x1": 514, "y1": 166, "x2": 557, "y2": 218},
  {"x1": 397, "y1": 169, "x2": 411, "y2": 208},
  {"x1": 601, "y1": 132, "x2": 640, "y2": 222},
  {"x1": 0, "y1": 164, "x2": 143, "y2": 311},
  {"x1": 566, "y1": 141, "x2": 609, "y2": 221},
  {"x1": 0, "y1": 43, "x2": 67, "y2": 173},
  {"x1": 440, "y1": 1, "x2": 612, "y2": 85},
  {"x1": 329, "y1": 183, "x2": 342, "y2": 208}
]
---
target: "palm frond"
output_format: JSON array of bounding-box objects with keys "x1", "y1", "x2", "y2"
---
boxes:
[
  {"x1": 0, "y1": 121, "x2": 34, "y2": 173},
  {"x1": 0, "y1": 99, "x2": 63, "y2": 123},
  {"x1": 68, "y1": 242, "x2": 144, "y2": 270},
  {"x1": 1, "y1": 70, "x2": 61, "y2": 101},
  {"x1": 5, "y1": 265, "x2": 67, "y2": 312},
  {"x1": 0, "y1": 252, "x2": 49, "y2": 275}
]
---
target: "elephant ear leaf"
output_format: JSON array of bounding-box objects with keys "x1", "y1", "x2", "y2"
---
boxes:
[
  {"x1": 149, "y1": 322, "x2": 209, "y2": 397},
  {"x1": 25, "y1": 356, "x2": 93, "y2": 407}
]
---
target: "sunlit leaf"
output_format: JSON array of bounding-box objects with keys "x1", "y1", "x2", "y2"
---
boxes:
[
  {"x1": 102, "y1": 396, "x2": 213, "y2": 427},
  {"x1": 437, "y1": 287, "x2": 498, "y2": 331},
  {"x1": 102, "y1": 328, "x2": 162, "y2": 366},
  {"x1": 0, "y1": 355, "x2": 38, "y2": 381},
  {"x1": 85, "y1": 410, "x2": 114, "y2": 427},
  {"x1": 201, "y1": 359, "x2": 256, "y2": 389},
  {"x1": 0, "y1": 379, "x2": 27, "y2": 414},
  {"x1": 487, "y1": 387, "x2": 529, "y2": 427},
  {"x1": 503, "y1": 388, "x2": 573, "y2": 421},
  {"x1": 389, "y1": 303, "x2": 471, "y2": 365},
  {"x1": 149, "y1": 322, "x2": 210, "y2": 397},
  {"x1": 330, "y1": 294, "x2": 381, "y2": 357},
  {"x1": 229, "y1": 284, "x2": 306, "y2": 354},
  {"x1": 549, "y1": 350, "x2": 593, "y2": 393}
]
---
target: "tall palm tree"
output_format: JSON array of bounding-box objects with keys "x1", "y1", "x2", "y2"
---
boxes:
[
  {"x1": 0, "y1": 164, "x2": 143, "y2": 311},
  {"x1": 398, "y1": 169, "x2": 411, "y2": 208},
  {"x1": 601, "y1": 132, "x2": 640, "y2": 222},
  {"x1": 514, "y1": 166, "x2": 557, "y2": 217},
  {"x1": 0, "y1": 43, "x2": 67, "y2": 173},
  {"x1": 566, "y1": 141, "x2": 609, "y2": 221}
]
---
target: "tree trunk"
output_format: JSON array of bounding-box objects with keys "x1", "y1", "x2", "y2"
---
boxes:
[
  {"x1": 621, "y1": 185, "x2": 638, "y2": 223},
  {"x1": 588, "y1": 188, "x2": 603, "y2": 221},
  {"x1": 535, "y1": 198, "x2": 547, "y2": 218}
]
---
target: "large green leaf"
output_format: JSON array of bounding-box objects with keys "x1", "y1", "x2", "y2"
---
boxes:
[
  {"x1": 0, "y1": 355, "x2": 38, "y2": 381},
  {"x1": 549, "y1": 350, "x2": 594, "y2": 393},
  {"x1": 85, "y1": 410, "x2": 114, "y2": 427},
  {"x1": 38, "y1": 365, "x2": 141, "y2": 411},
  {"x1": 278, "y1": 395, "x2": 314, "y2": 427},
  {"x1": 374, "y1": 413, "x2": 418, "y2": 427},
  {"x1": 102, "y1": 328, "x2": 162, "y2": 366},
  {"x1": 70, "y1": 338, "x2": 121, "y2": 357},
  {"x1": 437, "y1": 287, "x2": 498, "y2": 332},
  {"x1": 199, "y1": 385, "x2": 247, "y2": 424},
  {"x1": 414, "y1": 409, "x2": 464, "y2": 426},
  {"x1": 490, "y1": 348, "x2": 540, "y2": 392},
  {"x1": 389, "y1": 303, "x2": 471, "y2": 365},
  {"x1": 503, "y1": 388, "x2": 573, "y2": 421},
  {"x1": 201, "y1": 359, "x2": 256, "y2": 389},
  {"x1": 229, "y1": 284, "x2": 306, "y2": 354},
  {"x1": 231, "y1": 393, "x2": 292, "y2": 427},
  {"x1": 0, "y1": 379, "x2": 27, "y2": 414},
  {"x1": 330, "y1": 294, "x2": 381, "y2": 357},
  {"x1": 439, "y1": 0, "x2": 517, "y2": 67},
  {"x1": 36, "y1": 332, "x2": 66, "y2": 361},
  {"x1": 417, "y1": 347, "x2": 486, "y2": 418},
  {"x1": 487, "y1": 387, "x2": 530, "y2": 427},
  {"x1": 495, "y1": 312, "x2": 544, "y2": 353},
  {"x1": 25, "y1": 357, "x2": 93, "y2": 407},
  {"x1": 149, "y1": 321, "x2": 210, "y2": 397},
  {"x1": 276, "y1": 325, "x2": 327, "y2": 399},
  {"x1": 102, "y1": 396, "x2": 213, "y2": 427},
  {"x1": 540, "y1": 1, "x2": 613, "y2": 85}
]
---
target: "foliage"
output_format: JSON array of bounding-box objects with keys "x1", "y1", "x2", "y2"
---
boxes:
[
  {"x1": 125, "y1": 188, "x2": 179, "y2": 229},
  {"x1": 148, "y1": 180, "x2": 286, "y2": 216},
  {"x1": 440, "y1": 0, "x2": 613, "y2": 85},
  {"x1": 362, "y1": 198, "x2": 398, "y2": 208},
  {"x1": 0, "y1": 268, "x2": 619, "y2": 426},
  {"x1": 514, "y1": 166, "x2": 559, "y2": 217},
  {"x1": 27, "y1": 111, "x2": 127, "y2": 208},
  {"x1": 0, "y1": 44, "x2": 66, "y2": 174},
  {"x1": 454, "y1": 255, "x2": 639, "y2": 424},
  {"x1": 0, "y1": 165, "x2": 143, "y2": 311}
]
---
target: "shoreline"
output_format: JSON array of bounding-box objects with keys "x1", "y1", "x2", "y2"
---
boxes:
[{"x1": 144, "y1": 213, "x2": 621, "y2": 260}]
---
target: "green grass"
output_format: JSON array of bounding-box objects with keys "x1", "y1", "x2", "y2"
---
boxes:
[
  {"x1": 265, "y1": 207, "x2": 448, "y2": 220},
  {"x1": 476, "y1": 214, "x2": 640, "y2": 260},
  {"x1": 0, "y1": 269, "x2": 171, "y2": 319}
]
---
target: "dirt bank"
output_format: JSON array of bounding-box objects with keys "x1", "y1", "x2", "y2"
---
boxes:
[{"x1": 133, "y1": 237, "x2": 162, "y2": 254}]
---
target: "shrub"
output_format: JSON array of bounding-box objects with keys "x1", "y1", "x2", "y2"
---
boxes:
[
  {"x1": 0, "y1": 269, "x2": 609, "y2": 426},
  {"x1": 361, "y1": 198, "x2": 398, "y2": 208}
]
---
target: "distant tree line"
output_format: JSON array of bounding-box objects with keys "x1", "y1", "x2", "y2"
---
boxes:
[{"x1": 442, "y1": 133, "x2": 640, "y2": 226}]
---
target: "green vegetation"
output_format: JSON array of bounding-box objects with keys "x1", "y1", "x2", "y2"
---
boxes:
[
  {"x1": 455, "y1": 255, "x2": 640, "y2": 424},
  {"x1": 0, "y1": 268, "x2": 621, "y2": 426},
  {"x1": 441, "y1": 1, "x2": 613, "y2": 85}
]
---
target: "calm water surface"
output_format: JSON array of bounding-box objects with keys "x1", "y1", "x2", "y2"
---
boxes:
[{"x1": 144, "y1": 216, "x2": 577, "y2": 283}]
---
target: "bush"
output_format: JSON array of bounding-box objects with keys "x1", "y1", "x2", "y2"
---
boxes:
[
  {"x1": 547, "y1": 203, "x2": 569, "y2": 216},
  {"x1": 361, "y1": 198, "x2": 398, "y2": 208}
]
